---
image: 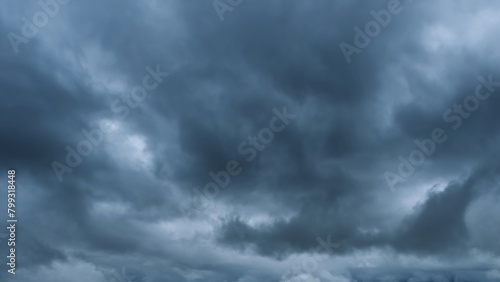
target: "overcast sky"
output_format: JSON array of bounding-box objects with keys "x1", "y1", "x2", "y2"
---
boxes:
[{"x1": 1, "y1": 0, "x2": 500, "y2": 281}]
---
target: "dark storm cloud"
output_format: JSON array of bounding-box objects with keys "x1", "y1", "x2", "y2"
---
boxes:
[
  {"x1": 393, "y1": 160, "x2": 500, "y2": 252},
  {"x1": 216, "y1": 160, "x2": 500, "y2": 258},
  {"x1": 2, "y1": 0, "x2": 500, "y2": 281}
]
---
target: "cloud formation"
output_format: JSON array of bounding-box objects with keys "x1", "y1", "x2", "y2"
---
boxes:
[{"x1": 1, "y1": 0, "x2": 500, "y2": 281}]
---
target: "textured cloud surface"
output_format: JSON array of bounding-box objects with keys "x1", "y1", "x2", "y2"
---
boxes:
[{"x1": 1, "y1": 0, "x2": 500, "y2": 281}]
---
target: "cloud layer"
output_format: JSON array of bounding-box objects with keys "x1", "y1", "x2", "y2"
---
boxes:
[{"x1": 1, "y1": 0, "x2": 500, "y2": 281}]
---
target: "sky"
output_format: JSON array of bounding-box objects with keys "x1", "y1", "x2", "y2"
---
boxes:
[{"x1": 1, "y1": 0, "x2": 500, "y2": 281}]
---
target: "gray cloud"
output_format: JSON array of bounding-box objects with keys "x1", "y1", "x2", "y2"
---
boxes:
[{"x1": 1, "y1": 0, "x2": 500, "y2": 281}]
